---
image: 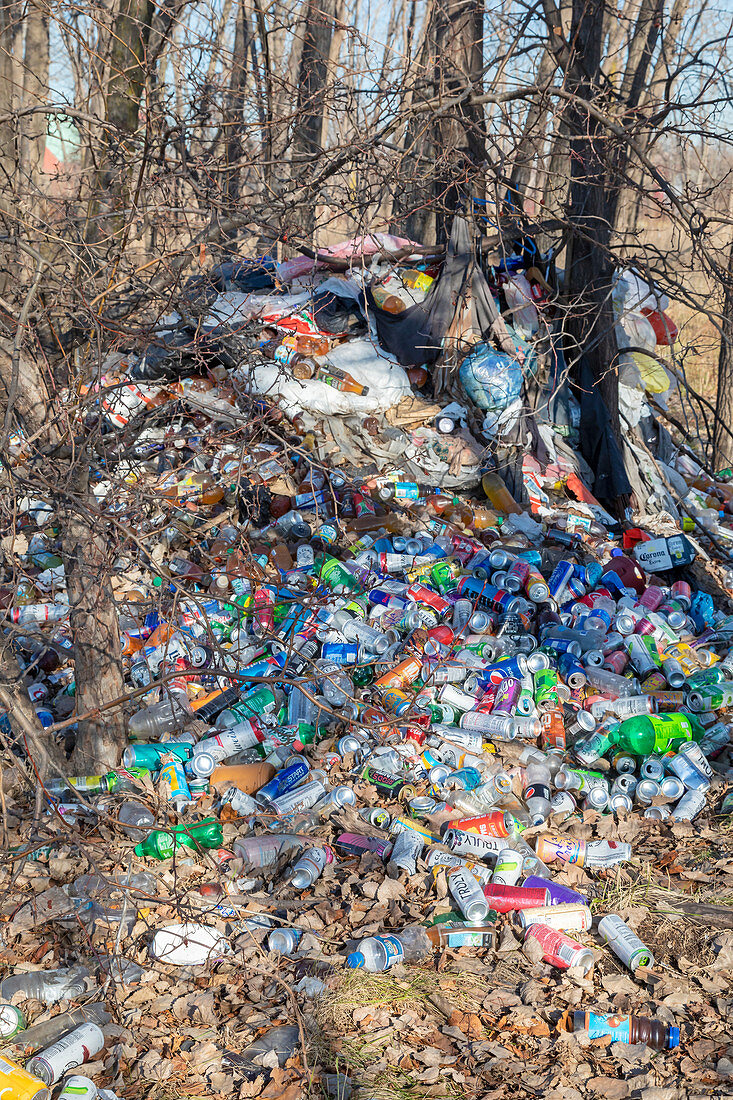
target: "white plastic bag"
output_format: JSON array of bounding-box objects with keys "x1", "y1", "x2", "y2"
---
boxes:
[
  {"x1": 246, "y1": 338, "x2": 412, "y2": 417},
  {"x1": 150, "y1": 923, "x2": 229, "y2": 966}
]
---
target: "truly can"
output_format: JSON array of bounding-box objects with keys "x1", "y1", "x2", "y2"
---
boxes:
[
  {"x1": 0, "y1": 1056, "x2": 49, "y2": 1100},
  {"x1": 426, "y1": 849, "x2": 493, "y2": 887},
  {"x1": 0, "y1": 1004, "x2": 25, "y2": 1039},
  {"x1": 524, "y1": 923, "x2": 594, "y2": 974},
  {"x1": 518, "y1": 903, "x2": 593, "y2": 932},
  {"x1": 443, "y1": 828, "x2": 506, "y2": 862},
  {"x1": 26, "y1": 1023, "x2": 105, "y2": 1086},
  {"x1": 597, "y1": 913, "x2": 654, "y2": 970}
]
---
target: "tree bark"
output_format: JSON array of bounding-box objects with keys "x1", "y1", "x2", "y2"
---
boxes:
[
  {"x1": 293, "y1": 0, "x2": 336, "y2": 240},
  {"x1": 63, "y1": 466, "x2": 126, "y2": 771},
  {"x1": 397, "y1": 0, "x2": 485, "y2": 245},
  {"x1": 713, "y1": 238, "x2": 733, "y2": 469},
  {"x1": 19, "y1": 3, "x2": 49, "y2": 184}
]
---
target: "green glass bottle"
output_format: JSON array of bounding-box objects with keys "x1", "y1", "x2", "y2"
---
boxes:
[{"x1": 133, "y1": 818, "x2": 223, "y2": 859}]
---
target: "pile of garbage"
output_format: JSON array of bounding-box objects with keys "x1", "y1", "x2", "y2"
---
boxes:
[{"x1": 1, "y1": 226, "x2": 733, "y2": 1100}]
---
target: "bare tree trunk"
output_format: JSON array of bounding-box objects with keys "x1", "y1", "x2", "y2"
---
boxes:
[
  {"x1": 63, "y1": 466, "x2": 126, "y2": 771},
  {"x1": 397, "y1": 0, "x2": 484, "y2": 245},
  {"x1": 224, "y1": 0, "x2": 251, "y2": 247},
  {"x1": 714, "y1": 238, "x2": 733, "y2": 469},
  {"x1": 293, "y1": 0, "x2": 336, "y2": 239},
  {"x1": 19, "y1": 3, "x2": 49, "y2": 183}
]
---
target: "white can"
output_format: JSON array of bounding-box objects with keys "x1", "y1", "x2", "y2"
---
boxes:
[
  {"x1": 597, "y1": 914, "x2": 654, "y2": 970},
  {"x1": 26, "y1": 1024, "x2": 105, "y2": 1085},
  {"x1": 448, "y1": 867, "x2": 490, "y2": 923},
  {"x1": 518, "y1": 903, "x2": 593, "y2": 932},
  {"x1": 672, "y1": 788, "x2": 707, "y2": 821},
  {"x1": 491, "y1": 848, "x2": 522, "y2": 886}
]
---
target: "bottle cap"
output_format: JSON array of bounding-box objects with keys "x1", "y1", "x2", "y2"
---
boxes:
[
  {"x1": 345, "y1": 951, "x2": 365, "y2": 969},
  {"x1": 667, "y1": 1026, "x2": 680, "y2": 1048}
]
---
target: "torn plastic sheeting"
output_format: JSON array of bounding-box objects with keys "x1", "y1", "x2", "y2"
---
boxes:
[{"x1": 203, "y1": 290, "x2": 312, "y2": 330}]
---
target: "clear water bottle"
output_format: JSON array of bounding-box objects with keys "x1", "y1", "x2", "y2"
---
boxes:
[
  {"x1": 0, "y1": 966, "x2": 92, "y2": 1004},
  {"x1": 346, "y1": 926, "x2": 431, "y2": 971}
]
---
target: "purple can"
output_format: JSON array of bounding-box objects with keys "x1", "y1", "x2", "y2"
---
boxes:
[
  {"x1": 523, "y1": 875, "x2": 588, "y2": 906},
  {"x1": 491, "y1": 676, "x2": 522, "y2": 715}
]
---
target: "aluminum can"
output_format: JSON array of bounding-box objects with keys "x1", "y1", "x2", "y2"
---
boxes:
[{"x1": 26, "y1": 1024, "x2": 105, "y2": 1086}]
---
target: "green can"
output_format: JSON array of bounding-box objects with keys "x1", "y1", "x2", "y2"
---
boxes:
[
  {"x1": 0, "y1": 1004, "x2": 25, "y2": 1039},
  {"x1": 533, "y1": 667, "x2": 559, "y2": 709},
  {"x1": 430, "y1": 561, "x2": 458, "y2": 595}
]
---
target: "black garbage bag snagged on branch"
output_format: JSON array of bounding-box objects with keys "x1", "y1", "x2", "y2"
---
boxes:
[{"x1": 366, "y1": 216, "x2": 516, "y2": 367}]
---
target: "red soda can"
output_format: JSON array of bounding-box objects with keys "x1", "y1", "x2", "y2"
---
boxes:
[
  {"x1": 482, "y1": 883, "x2": 551, "y2": 913},
  {"x1": 524, "y1": 922, "x2": 594, "y2": 973},
  {"x1": 605, "y1": 650, "x2": 629, "y2": 674},
  {"x1": 670, "y1": 580, "x2": 691, "y2": 610},
  {"x1": 638, "y1": 585, "x2": 665, "y2": 611},
  {"x1": 406, "y1": 583, "x2": 451, "y2": 615},
  {"x1": 634, "y1": 618, "x2": 657, "y2": 636}
]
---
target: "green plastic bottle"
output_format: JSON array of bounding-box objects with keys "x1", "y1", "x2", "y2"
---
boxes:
[
  {"x1": 313, "y1": 554, "x2": 361, "y2": 592},
  {"x1": 611, "y1": 713, "x2": 694, "y2": 756},
  {"x1": 133, "y1": 818, "x2": 223, "y2": 859},
  {"x1": 576, "y1": 713, "x2": 694, "y2": 764}
]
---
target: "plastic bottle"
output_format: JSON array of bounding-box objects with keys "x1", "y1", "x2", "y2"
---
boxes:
[
  {"x1": 481, "y1": 471, "x2": 522, "y2": 515},
  {"x1": 570, "y1": 1011, "x2": 679, "y2": 1050},
  {"x1": 4, "y1": 1006, "x2": 111, "y2": 1057},
  {"x1": 523, "y1": 761, "x2": 552, "y2": 825},
  {"x1": 346, "y1": 925, "x2": 431, "y2": 970},
  {"x1": 0, "y1": 967, "x2": 92, "y2": 1005},
  {"x1": 133, "y1": 818, "x2": 223, "y2": 859},
  {"x1": 128, "y1": 693, "x2": 194, "y2": 740}
]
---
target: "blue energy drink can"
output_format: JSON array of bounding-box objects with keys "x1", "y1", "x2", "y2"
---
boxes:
[
  {"x1": 547, "y1": 561, "x2": 575, "y2": 602},
  {"x1": 255, "y1": 758, "x2": 310, "y2": 806},
  {"x1": 321, "y1": 641, "x2": 359, "y2": 665}
]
